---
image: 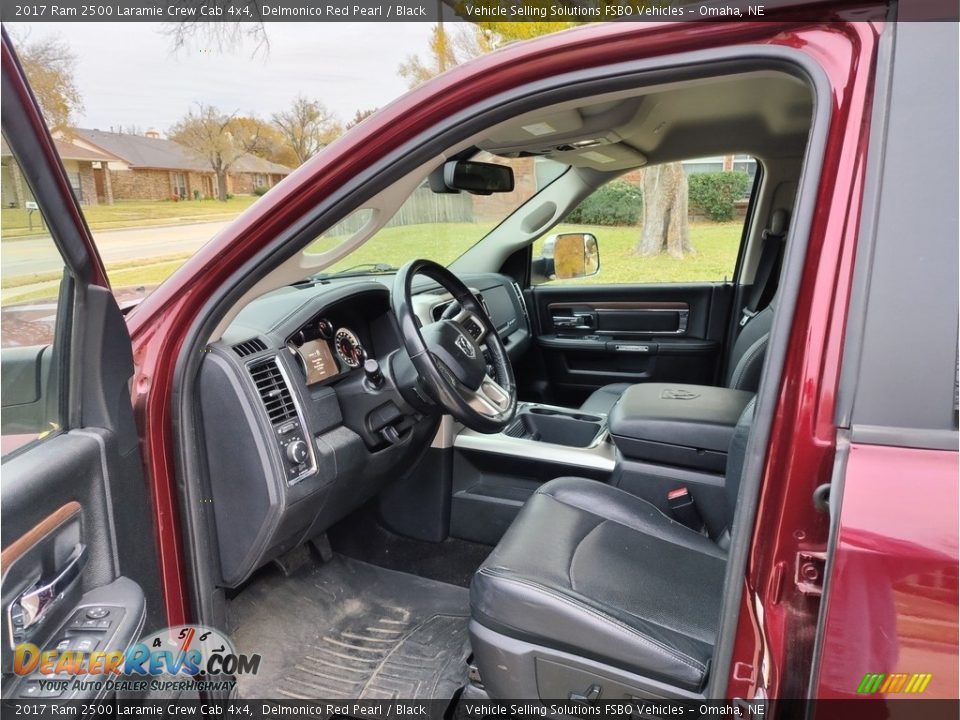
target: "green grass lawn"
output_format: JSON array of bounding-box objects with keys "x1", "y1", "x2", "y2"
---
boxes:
[
  {"x1": 540, "y1": 221, "x2": 743, "y2": 284},
  {"x1": 1, "y1": 196, "x2": 261, "y2": 238},
  {"x1": 1, "y1": 220, "x2": 743, "y2": 306},
  {"x1": 309, "y1": 221, "x2": 742, "y2": 284},
  {"x1": 306, "y1": 222, "x2": 496, "y2": 270}
]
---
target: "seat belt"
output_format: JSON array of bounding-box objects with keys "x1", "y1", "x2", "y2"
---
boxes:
[
  {"x1": 739, "y1": 217, "x2": 787, "y2": 327},
  {"x1": 667, "y1": 487, "x2": 706, "y2": 533}
]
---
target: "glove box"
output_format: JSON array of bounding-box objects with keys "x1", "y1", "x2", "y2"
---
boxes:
[{"x1": 608, "y1": 383, "x2": 755, "y2": 473}]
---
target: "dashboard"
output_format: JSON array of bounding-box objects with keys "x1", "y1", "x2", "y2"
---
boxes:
[{"x1": 197, "y1": 272, "x2": 531, "y2": 587}]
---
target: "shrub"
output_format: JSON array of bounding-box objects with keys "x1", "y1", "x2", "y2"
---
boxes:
[
  {"x1": 253, "y1": 185, "x2": 269, "y2": 197},
  {"x1": 567, "y1": 180, "x2": 642, "y2": 226},
  {"x1": 687, "y1": 171, "x2": 752, "y2": 221}
]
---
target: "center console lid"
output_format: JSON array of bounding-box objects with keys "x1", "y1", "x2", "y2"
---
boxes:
[{"x1": 608, "y1": 383, "x2": 755, "y2": 472}]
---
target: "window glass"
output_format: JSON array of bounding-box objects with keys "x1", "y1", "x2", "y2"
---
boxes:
[
  {"x1": 1, "y1": 136, "x2": 69, "y2": 456},
  {"x1": 533, "y1": 157, "x2": 756, "y2": 285},
  {"x1": 307, "y1": 154, "x2": 552, "y2": 274},
  {"x1": 172, "y1": 172, "x2": 187, "y2": 199}
]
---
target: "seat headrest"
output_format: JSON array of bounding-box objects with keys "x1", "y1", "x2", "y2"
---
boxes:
[{"x1": 766, "y1": 208, "x2": 791, "y2": 238}]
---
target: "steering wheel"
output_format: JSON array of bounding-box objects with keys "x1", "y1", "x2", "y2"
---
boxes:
[{"x1": 392, "y1": 259, "x2": 517, "y2": 433}]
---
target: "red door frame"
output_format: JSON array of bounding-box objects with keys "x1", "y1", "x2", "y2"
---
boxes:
[{"x1": 723, "y1": 21, "x2": 884, "y2": 700}]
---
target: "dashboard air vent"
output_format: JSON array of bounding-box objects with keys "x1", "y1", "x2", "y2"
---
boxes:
[
  {"x1": 233, "y1": 338, "x2": 267, "y2": 358},
  {"x1": 250, "y1": 359, "x2": 297, "y2": 424}
]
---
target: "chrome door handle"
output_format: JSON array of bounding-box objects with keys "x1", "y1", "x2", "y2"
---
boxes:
[
  {"x1": 13, "y1": 544, "x2": 87, "y2": 631},
  {"x1": 553, "y1": 314, "x2": 596, "y2": 330}
]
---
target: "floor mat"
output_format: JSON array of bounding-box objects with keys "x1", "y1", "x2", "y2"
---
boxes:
[
  {"x1": 330, "y1": 503, "x2": 492, "y2": 588},
  {"x1": 229, "y1": 555, "x2": 471, "y2": 700}
]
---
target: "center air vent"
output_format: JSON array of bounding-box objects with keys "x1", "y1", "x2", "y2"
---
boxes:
[
  {"x1": 250, "y1": 359, "x2": 297, "y2": 424},
  {"x1": 233, "y1": 338, "x2": 267, "y2": 357}
]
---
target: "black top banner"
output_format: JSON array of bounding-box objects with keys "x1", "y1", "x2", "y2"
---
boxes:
[{"x1": 2, "y1": 0, "x2": 957, "y2": 23}]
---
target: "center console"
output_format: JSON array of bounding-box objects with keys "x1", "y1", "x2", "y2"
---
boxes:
[
  {"x1": 451, "y1": 403, "x2": 615, "y2": 544},
  {"x1": 447, "y1": 384, "x2": 755, "y2": 545},
  {"x1": 503, "y1": 405, "x2": 606, "y2": 448},
  {"x1": 608, "y1": 383, "x2": 755, "y2": 473},
  {"x1": 607, "y1": 383, "x2": 755, "y2": 537}
]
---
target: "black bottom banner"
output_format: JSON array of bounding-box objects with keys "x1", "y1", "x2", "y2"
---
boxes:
[{"x1": 1, "y1": 699, "x2": 959, "y2": 720}]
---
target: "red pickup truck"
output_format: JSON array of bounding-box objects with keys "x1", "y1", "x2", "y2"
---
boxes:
[{"x1": 1, "y1": 3, "x2": 956, "y2": 712}]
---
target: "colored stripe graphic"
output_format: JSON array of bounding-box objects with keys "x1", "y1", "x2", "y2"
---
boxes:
[
  {"x1": 857, "y1": 672, "x2": 932, "y2": 694},
  {"x1": 905, "y1": 673, "x2": 933, "y2": 693},
  {"x1": 857, "y1": 674, "x2": 885, "y2": 694}
]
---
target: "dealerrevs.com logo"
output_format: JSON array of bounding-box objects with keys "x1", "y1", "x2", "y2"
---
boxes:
[{"x1": 14, "y1": 625, "x2": 259, "y2": 694}]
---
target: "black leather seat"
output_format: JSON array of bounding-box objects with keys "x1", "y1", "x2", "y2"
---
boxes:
[{"x1": 469, "y1": 400, "x2": 755, "y2": 694}]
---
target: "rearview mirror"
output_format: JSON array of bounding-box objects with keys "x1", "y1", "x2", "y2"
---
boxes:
[
  {"x1": 549, "y1": 232, "x2": 600, "y2": 280},
  {"x1": 437, "y1": 160, "x2": 515, "y2": 195}
]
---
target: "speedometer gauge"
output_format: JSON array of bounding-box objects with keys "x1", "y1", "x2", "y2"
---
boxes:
[{"x1": 334, "y1": 328, "x2": 364, "y2": 368}]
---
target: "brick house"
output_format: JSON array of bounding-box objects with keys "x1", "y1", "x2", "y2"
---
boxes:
[
  {"x1": 67, "y1": 128, "x2": 291, "y2": 203},
  {"x1": 1, "y1": 137, "x2": 115, "y2": 207}
]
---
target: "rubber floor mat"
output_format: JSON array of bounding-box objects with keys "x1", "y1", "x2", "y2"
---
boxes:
[{"x1": 229, "y1": 555, "x2": 471, "y2": 700}]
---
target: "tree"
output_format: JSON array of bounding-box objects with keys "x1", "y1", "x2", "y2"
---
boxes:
[
  {"x1": 169, "y1": 104, "x2": 266, "y2": 201},
  {"x1": 233, "y1": 116, "x2": 298, "y2": 168},
  {"x1": 272, "y1": 97, "x2": 343, "y2": 165},
  {"x1": 398, "y1": 24, "x2": 458, "y2": 88},
  {"x1": 637, "y1": 164, "x2": 692, "y2": 258},
  {"x1": 346, "y1": 108, "x2": 379, "y2": 130},
  {"x1": 14, "y1": 33, "x2": 83, "y2": 132}
]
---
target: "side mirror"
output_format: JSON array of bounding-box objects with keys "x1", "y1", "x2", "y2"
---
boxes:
[{"x1": 547, "y1": 232, "x2": 600, "y2": 280}]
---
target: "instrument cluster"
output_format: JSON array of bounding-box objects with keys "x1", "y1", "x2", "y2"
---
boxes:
[{"x1": 290, "y1": 317, "x2": 367, "y2": 385}]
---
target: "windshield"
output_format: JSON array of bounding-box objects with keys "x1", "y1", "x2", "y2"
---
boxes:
[{"x1": 308, "y1": 155, "x2": 563, "y2": 276}]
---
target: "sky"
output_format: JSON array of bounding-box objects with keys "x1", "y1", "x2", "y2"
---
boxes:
[{"x1": 6, "y1": 22, "x2": 439, "y2": 134}]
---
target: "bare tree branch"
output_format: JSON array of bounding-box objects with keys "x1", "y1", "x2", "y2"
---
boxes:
[
  {"x1": 272, "y1": 97, "x2": 342, "y2": 165},
  {"x1": 162, "y1": 1, "x2": 270, "y2": 57}
]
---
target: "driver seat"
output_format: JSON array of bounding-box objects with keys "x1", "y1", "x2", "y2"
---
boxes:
[{"x1": 469, "y1": 400, "x2": 754, "y2": 697}]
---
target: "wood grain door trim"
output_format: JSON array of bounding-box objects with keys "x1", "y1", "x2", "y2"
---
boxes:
[
  {"x1": 1, "y1": 501, "x2": 82, "y2": 571},
  {"x1": 547, "y1": 301, "x2": 689, "y2": 311}
]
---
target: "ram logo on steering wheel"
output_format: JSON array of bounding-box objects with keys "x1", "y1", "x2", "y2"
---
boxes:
[{"x1": 455, "y1": 333, "x2": 476, "y2": 359}]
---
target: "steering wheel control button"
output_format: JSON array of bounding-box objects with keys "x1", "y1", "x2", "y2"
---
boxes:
[{"x1": 85, "y1": 606, "x2": 109, "y2": 619}]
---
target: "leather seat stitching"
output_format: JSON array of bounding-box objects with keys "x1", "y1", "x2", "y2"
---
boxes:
[
  {"x1": 539, "y1": 489, "x2": 717, "y2": 555},
  {"x1": 477, "y1": 567, "x2": 707, "y2": 673}
]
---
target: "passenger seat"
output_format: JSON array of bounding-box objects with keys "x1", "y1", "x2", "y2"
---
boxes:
[
  {"x1": 580, "y1": 209, "x2": 789, "y2": 415},
  {"x1": 469, "y1": 399, "x2": 757, "y2": 695}
]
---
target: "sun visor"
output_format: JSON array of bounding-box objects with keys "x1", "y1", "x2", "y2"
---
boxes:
[
  {"x1": 550, "y1": 143, "x2": 648, "y2": 171},
  {"x1": 482, "y1": 110, "x2": 584, "y2": 149}
]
